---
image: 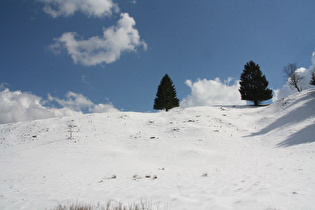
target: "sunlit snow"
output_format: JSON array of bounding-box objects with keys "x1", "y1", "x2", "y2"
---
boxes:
[{"x1": 0, "y1": 89, "x2": 314, "y2": 209}]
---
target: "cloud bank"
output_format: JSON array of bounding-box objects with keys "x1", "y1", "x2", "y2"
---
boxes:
[
  {"x1": 50, "y1": 13, "x2": 147, "y2": 66},
  {"x1": 273, "y1": 51, "x2": 315, "y2": 101},
  {"x1": 181, "y1": 77, "x2": 246, "y2": 108},
  {"x1": 0, "y1": 89, "x2": 118, "y2": 124},
  {"x1": 37, "y1": 0, "x2": 119, "y2": 18}
]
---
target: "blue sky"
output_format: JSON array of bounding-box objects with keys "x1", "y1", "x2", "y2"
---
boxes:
[{"x1": 1, "y1": 0, "x2": 315, "y2": 123}]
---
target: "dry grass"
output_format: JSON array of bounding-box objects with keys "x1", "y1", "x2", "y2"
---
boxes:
[{"x1": 52, "y1": 198, "x2": 167, "y2": 210}]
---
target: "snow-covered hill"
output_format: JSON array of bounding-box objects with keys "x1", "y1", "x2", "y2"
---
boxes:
[{"x1": 0, "y1": 89, "x2": 314, "y2": 210}]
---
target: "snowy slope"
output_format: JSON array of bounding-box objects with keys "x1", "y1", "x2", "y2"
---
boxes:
[{"x1": 0, "y1": 89, "x2": 314, "y2": 210}]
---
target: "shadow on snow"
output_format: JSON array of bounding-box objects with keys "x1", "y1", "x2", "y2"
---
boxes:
[
  {"x1": 276, "y1": 124, "x2": 315, "y2": 147},
  {"x1": 246, "y1": 90, "x2": 315, "y2": 147}
]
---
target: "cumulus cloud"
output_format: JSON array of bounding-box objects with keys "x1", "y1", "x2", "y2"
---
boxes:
[
  {"x1": 0, "y1": 89, "x2": 118, "y2": 124},
  {"x1": 0, "y1": 89, "x2": 78, "y2": 124},
  {"x1": 49, "y1": 13, "x2": 147, "y2": 66},
  {"x1": 37, "y1": 0, "x2": 119, "y2": 18},
  {"x1": 181, "y1": 77, "x2": 246, "y2": 108},
  {"x1": 273, "y1": 51, "x2": 315, "y2": 102},
  {"x1": 91, "y1": 103, "x2": 118, "y2": 113},
  {"x1": 48, "y1": 91, "x2": 118, "y2": 113}
]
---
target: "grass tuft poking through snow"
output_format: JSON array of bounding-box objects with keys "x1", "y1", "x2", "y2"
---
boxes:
[{"x1": 52, "y1": 199, "x2": 167, "y2": 210}]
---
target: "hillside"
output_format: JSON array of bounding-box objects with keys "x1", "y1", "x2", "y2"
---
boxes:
[{"x1": 0, "y1": 89, "x2": 314, "y2": 210}]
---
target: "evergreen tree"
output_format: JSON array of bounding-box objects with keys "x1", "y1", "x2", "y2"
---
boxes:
[
  {"x1": 239, "y1": 61, "x2": 273, "y2": 106},
  {"x1": 154, "y1": 74, "x2": 179, "y2": 111},
  {"x1": 310, "y1": 72, "x2": 315, "y2": 86}
]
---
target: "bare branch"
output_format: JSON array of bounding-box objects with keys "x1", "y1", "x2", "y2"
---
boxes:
[{"x1": 283, "y1": 63, "x2": 304, "y2": 92}]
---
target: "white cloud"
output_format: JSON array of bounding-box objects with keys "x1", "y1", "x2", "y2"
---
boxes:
[
  {"x1": 0, "y1": 83, "x2": 9, "y2": 90},
  {"x1": 50, "y1": 13, "x2": 147, "y2": 66},
  {"x1": 90, "y1": 103, "x2": 118, "y2": 113},
  {"x1": 37, "y1": 0, "x2": 119, "y2": 18},
  {"x1": 48, "y1": 91, "x2": 119, "y2": 113},
  {"x1": 48, "y1": 92, "x2": 94, "y2": 111},
  {"x1": 0, "y1": 89, "x2": 79, "y2": 124},
  {"x1": 181, "y1": 77, "x2": 246, "y2": 108},
  {"x1": 273, "y1": 51, "x2": 315, "y2": 102},
  {"x1": 81, "y1": 75, "x2": 88, "y2": 84},
  {"x1": 273, "y1": 84, "x2": 296, "y2": 101},
  {"x1": 0, "y1": 89, "x2": 118, "y2": 124}
]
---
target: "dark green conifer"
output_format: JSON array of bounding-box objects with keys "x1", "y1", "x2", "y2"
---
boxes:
[
  {"x1": 239, "y1": 61, "x2": 273, "y2": 106},
  {"x1": 310, "y1": 72, "x2": 315, "y2": 86},
  {"x1": 154, "y1": 74, "x2": 179, "y2": 111}
]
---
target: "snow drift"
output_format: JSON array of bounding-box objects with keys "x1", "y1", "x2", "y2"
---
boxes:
[{"x1": 0, "y1": 89, "x2": 314, "y2": 209}]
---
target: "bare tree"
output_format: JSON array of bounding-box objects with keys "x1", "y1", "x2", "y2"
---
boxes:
[{"x1": 283, "y1": 63, "x2": 304, "y2": 92}]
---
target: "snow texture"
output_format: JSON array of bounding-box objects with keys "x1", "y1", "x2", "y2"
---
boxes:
[{"x1": 0, "y1": 89, "x2": 315, "y2": 209}]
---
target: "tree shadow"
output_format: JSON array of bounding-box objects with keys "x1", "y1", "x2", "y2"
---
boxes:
[
  {"x1": 276, "y1": 124, "x2": 315, "y2": 147},
  {"x1": 247, "y1": 92, "x2": 315, "y2": 136},
  {"x1": 245, "y1": 90, "x2": 315, "y2": 147}
]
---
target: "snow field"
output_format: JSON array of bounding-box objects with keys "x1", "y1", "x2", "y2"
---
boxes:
[{"x1": 0, "y1": 89, "x2": 314, "y2": 209}]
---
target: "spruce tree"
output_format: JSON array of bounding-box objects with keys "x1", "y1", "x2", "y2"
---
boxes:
[
  {"x1": 154, "y1": 74, "x2": 179, "y2": 111},
  {"x1": 310, "y1": 72, "x2": 315, "y2": 86},
  {"x1": 239, "y1": 61, "x2": 273, "y2": 106}
]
